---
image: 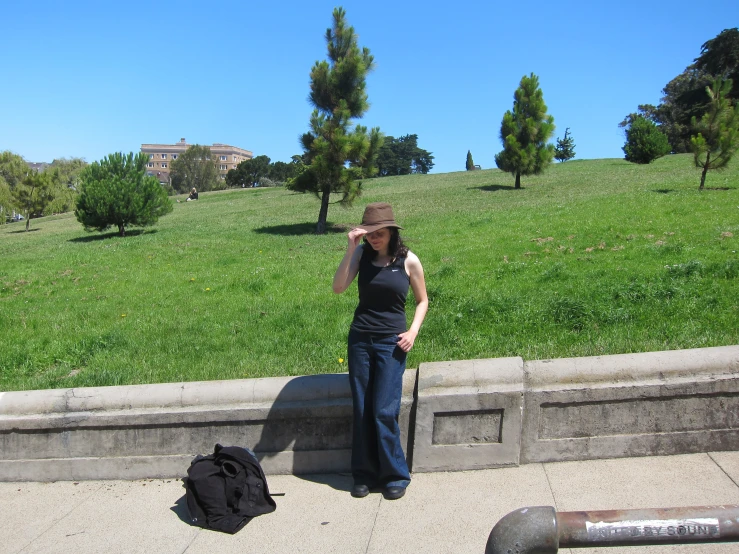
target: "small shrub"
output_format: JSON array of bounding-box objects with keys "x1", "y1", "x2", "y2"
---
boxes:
[
  {"x1": 623, "y1": 116, "x2": 671, "y2": 164},
  {"x1": 258, "y1": 177, "x2": 281, "y2": 188}
]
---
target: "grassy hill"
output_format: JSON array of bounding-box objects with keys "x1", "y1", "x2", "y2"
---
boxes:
[{"x1": 1, "y1": 154, "x2": 737, "y2": 391}]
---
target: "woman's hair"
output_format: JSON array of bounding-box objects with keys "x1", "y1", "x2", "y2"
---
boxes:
[{"x1": 362, "y1": 228, "x2": 408, "y2": 260}]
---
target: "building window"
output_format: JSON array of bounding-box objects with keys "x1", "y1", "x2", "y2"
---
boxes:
[
  {"x1": 220, "y1": 165, "x2": 228, "y2": 170},
  {"x1": 161, "y1": 163, "x2": 167, "y2": 168},
  {"x1": 149, "y1": 154, "x2": 154, "y2": 159},
  {"x1": 161, "y1": 154, "x2": 167, "y2": 159},
  {"x1": 220, "y1": 155, "x2": 227, "y2": 161},
  {"x1": 172, "y1": 154, "x2": 177, "y2": 159},
  {"x1": 220, "y1": 175, "x2": 226, "y2": 179}
]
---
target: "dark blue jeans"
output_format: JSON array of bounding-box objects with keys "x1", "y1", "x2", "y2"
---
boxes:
[{"x1": 347, "y1": 329, "x2": 411, "y2": 489}]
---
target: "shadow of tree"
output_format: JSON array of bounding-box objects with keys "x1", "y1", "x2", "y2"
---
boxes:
[
  {"x1": 253, "y1": 222, "x2": 347, "y2": 236},
  {"x1": 68, "y1": 229, "x2": 156, "y2": 242},
  {"x1": 7, "y1": 228, "x2": 41, "y2": 234},
  {"x1": 469, "y1": 184, "x2": 521, "y2": 192},
  {"x1": 654, "y1": 189, "x2": 675, "y2": 194}
]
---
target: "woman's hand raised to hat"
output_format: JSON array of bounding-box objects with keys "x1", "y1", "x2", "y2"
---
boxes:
[{"x1": 348, "y1": 228, "x2": 367, "y2": 249}]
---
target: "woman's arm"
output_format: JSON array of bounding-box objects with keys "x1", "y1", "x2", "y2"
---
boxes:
[
  {"x1": 398, "y1": 251, "x2": 428, "y2": 352},
  {"x1": 332, "y1": 229, "x2": 366, "y2": 294}
]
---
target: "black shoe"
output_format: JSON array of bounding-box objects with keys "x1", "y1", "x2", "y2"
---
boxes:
[
  {"x1": 383, "y1": 486, "x2": 406, "y2": 500},
  {"x1": 351, "y1": 484, "x2": 370, "y2": 498}
]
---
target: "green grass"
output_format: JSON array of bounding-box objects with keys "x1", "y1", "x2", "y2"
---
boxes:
[{"x1": 1, "y1": 154, "x2": 738, "y2": 391}]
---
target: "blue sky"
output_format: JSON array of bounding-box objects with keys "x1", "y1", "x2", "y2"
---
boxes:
[{"x1": 1, "y1": 1, "x2": 736, "y2": 174}]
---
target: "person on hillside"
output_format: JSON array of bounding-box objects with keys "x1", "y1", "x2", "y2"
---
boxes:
[
  {"x1": 332, "y1": 202, "x2": 428, "y2": 500},
  {"x1": 187, "y1": 188, "x2": 199, "y2": 201}
]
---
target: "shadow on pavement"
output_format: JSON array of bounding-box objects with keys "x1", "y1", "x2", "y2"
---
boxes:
[
  {"x1": 170, "y1": 490, "x2": 193, "y2": 525},
  {"x1": 294, "y1": 473, "x2": 353, "y2": 493}
]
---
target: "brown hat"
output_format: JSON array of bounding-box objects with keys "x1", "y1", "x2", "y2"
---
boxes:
[{"x1": 356, "y1": 202, "x2": 403, "y2": 233}]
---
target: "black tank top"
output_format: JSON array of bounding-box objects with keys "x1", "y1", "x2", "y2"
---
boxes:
[{"x1": 350, "y1": 248, "x2": 409, "y2": 335}]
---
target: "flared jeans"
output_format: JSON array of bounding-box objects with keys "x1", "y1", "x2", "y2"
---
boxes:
[{"x1": 347, "y1": 329, "x2": 411, "y2": 489}]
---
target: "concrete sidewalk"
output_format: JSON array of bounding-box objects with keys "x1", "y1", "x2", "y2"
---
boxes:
[{"x1": 4, "y1": 452, "x2": 739, "y2": 554}]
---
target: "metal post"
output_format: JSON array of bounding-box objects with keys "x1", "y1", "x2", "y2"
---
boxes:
[
  {"x1": 486, "y1": 506, "x2": 559, "y2": 554},
  {"x1": 487, "y1": 505, "x2": 739, "y2": 554}
]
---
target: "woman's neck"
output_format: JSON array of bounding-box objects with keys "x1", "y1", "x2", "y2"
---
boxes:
[{"x1": 373, "y1": 250, "x2": 394, "y2": 267}]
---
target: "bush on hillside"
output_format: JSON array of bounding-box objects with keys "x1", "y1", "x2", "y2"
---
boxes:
[{"x1": 623, "y1": 116, "x2": 671, "y2": 164}]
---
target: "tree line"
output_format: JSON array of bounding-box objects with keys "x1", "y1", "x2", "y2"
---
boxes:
[
  {"x1": 0, "y1": 153, "x2": 86, "y2": 230},
  {"x1": 169, "y1": 136, "x2": 434, "y2": 196},
  {"x1": 621, "y1": 28, "x2": 739, "y2": 154},
  {"x1": 618, "y1": 28, "x2": 739, "y2": 188}
]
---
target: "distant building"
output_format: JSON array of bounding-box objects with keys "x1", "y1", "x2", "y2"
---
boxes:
[
  {"x1": 27, "y1": 162, "x2": 50, "y2": 173},
  {"x1": 140, "y1": 138, "x2": 253, "y2": 184}
]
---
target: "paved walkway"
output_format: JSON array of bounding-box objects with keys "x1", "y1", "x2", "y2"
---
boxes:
[{"x1": 4, "y1": 452, "x2": 739, "y2": 553}]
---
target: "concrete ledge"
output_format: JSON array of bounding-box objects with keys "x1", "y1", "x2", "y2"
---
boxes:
[
  {"x1": 0, "y1": 370, "x2": 417, "y2": 481},
  {"x1": 521, "y1": 345, "x2": 739, "y2": 463},
  {"x1": 2, "y1": 345, "x2": 739, "y2": 480},
  {"x1": 412, "y1": 357, "x2": 524, "y2": 472},
  {"x1": 0, "y1": 455, "x2": 195, "y2": 482}
]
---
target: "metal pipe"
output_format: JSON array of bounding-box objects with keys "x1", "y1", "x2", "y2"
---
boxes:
[
  {"x1": 558, "y1": 505, "x2": 739, "y2": 547},
  {"x1": 487, "y1": 505, "x2": 739, "y2": 554},
  {"x1": 486, "y1": 506, "x2": 559, "y2": 554}
]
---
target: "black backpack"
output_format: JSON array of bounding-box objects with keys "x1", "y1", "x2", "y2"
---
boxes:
[{"x1": 185, "y1": 444, "x2": 277, "y2": 534}]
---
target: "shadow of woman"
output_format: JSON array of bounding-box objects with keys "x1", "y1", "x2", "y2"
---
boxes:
[
  {"x1": 251, "y1": 370, "x2": 417, "y2": 492},
  {"x1": 252, "y1": 373, "x2": 354, "y2": 491}
]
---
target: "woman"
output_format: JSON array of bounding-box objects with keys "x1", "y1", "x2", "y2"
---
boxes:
[
  {"x1": 187, "y1": 187, "x2": 198, "y2": 201},
  {"x1": 333, "y1": 202, "x2": 428, "y2": 500}
]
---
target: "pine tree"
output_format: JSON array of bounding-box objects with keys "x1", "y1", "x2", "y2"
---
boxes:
[
  {"x1": 554, "y1": 128, "x2": 576, "y2": 162},
  {"x1": 466, "y1": 150, "x2": 475, "y2": 171},
  {"x1": 76, "y1": 152, "x2": 172, "y2": 237},
  {"x1": 292, "y1": 8, "x2": 383, "y2": 234},
  {"x1": 690, "y1": 77, "x2": 739, "y2": 190},
  {"x1": 494, "y1": 73, "x2": 555, "y2": 188}
]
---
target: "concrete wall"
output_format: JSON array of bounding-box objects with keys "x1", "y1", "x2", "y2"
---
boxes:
[
  {"x1": 520, "y1": 346, "x2": 739, "y2": 463},
  {"x1": 412, "y1": 357, "x2": 523, "y2": 472},
  {"x1": 1, "y1": 345, "x2": 738, "y2": 481},
  {"x1": 0, "y1": 371, "x2": 416, "y2": 481}
]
